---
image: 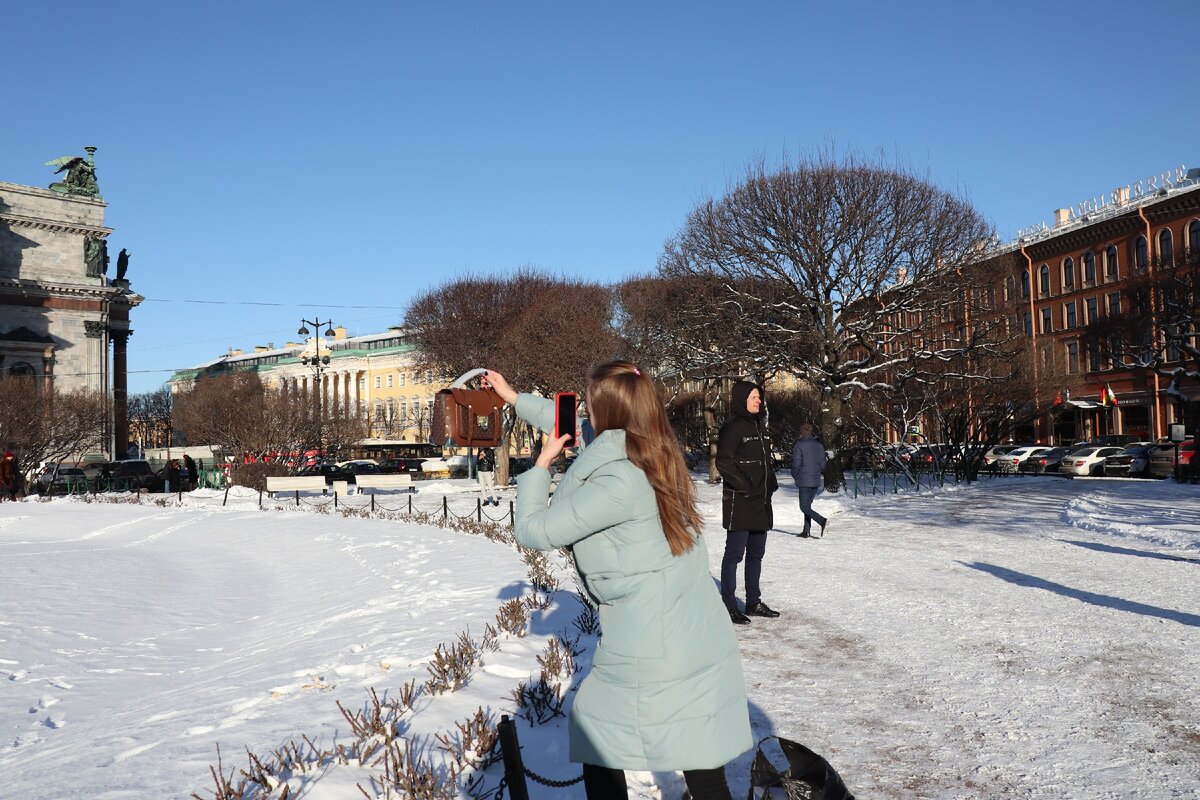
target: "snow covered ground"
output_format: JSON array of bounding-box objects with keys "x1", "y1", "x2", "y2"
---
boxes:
[{"x1": 1, "y1": 476, "x2": 1198, "y2": 799}]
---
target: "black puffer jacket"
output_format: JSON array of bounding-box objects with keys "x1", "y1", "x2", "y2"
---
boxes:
[{"x1": 716, "y1": 381, "x2": 778, "y2": 531}]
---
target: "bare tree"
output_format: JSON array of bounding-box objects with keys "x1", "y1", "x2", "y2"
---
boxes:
[
  {"x1": 0, "y1": 377, "x2": 108, "y2": 479},
  {"x1": 127, "y1": 388, "x2": 174, "y2": 450},
  {"x1": 616, "y1": 273, "x2": 816, "y2": 479},
  {"x1": 1081, "y1": 245, "x2": 1200, "y2": 432},
  {"x1": 406, "y1": 269, "x2": 622, "y2": 483},
  {"x1": 661, "y1": 152, "x2": 1001, "y2": 489}
]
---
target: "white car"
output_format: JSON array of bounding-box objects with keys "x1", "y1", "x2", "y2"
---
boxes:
[
  {"x1": 1003, "y1": 446, "x2": 1052, "y2": 473},
  {"x1": 1059, "y1": 446, "x2": 1125, "y2": 477},
  {"x1": 983, "y1": 445, "x2": 1020, "y2": 468}
]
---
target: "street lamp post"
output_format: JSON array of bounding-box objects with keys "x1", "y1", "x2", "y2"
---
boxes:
[{"x1": 298, "y1": 317, "x2": 337, "y2": 459}]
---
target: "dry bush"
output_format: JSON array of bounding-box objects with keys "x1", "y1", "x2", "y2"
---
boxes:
[
  {"x1": 495, "y1": 599, "x2": 528, "y2": 637},
  {"x1": 424, "y1": 632, "x2": 481, "y2": 696},
  {"x1": 509, "y1": 674, "x2": 567, "y2": 725},
  {"x1": 519, "y1": 547, "x2": 560, "y2": 593},
  {"x1": 573, "y1": 597, "x2": 600, "y2": 636},
  {"x1": 231, "y1": 461, "x2": 291, "y2": 491}
]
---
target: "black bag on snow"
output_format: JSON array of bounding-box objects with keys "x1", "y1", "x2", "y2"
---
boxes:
[{"x1": 748, "y1": 736, "x2": 855, "y2": 800}]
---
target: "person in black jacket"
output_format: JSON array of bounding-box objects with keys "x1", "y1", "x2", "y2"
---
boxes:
[{"x1": 716, "y1": 381, "x2": 781, "y2": 625}]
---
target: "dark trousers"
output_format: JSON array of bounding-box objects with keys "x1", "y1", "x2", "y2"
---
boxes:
[
  {"x1": 583, "y1": 763, "x2": 732, "y2": 800},
  {"x1": 721, "y1": 529, "x2": 766, "y2": 607},
  {"x1": 797, "y1": 487, "x2": 827, "y2": 533}
]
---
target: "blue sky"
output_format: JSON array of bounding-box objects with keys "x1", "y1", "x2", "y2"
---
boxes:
[{"x1": 4, "y1": 0, "x2": 1198, "y2": 393}]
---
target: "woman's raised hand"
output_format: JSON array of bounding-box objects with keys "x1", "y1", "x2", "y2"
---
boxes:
[
  {"x1": 536, "y1": 434, "x2": 573, "y2": 471},
  {"x1": 481, "y1": 370, "x2": 517, "y2": 405}
]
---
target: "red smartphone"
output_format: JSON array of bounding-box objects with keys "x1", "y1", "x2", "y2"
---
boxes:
[{"x1": 554, "y1": 392, "x2": 577, "y2": 447}]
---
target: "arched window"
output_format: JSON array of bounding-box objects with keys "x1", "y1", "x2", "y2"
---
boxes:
[
  {"x1": 1062, "y1": 258, "x2": 1075, "y2": 290},
  {"x1": 7, "y1": 362, "x2": 35, "y2": 377},
  {"x1": 1134, "y1": 236, "x2": 1149, "y2": 272},
  {"x1": 1104, "y1": 245, "x2": 1118, "y2": 279},
  {"x1": 1021, "y1": 270, "x2": 1030, "y2": 298},
  {"x1": 1039, "y1": 264, "x2": 1051, "y2": 296},
  {"x1": 1188, "y1": 219, "x2": 1200, "y2": 252},
  {"x1": 1158, "y1": 228, "x2": 1174, "y2": 265},
  {"x1": 1005, "y1": 275, "x2": 1016, "y2": 302},
  {"x1": 1082, "y1": 251, "x2": 1095, "y2": 284}
]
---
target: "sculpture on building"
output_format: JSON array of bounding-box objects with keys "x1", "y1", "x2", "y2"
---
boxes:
[
  {"x1": 45, "y1": 147, "x2": 101, "y2": 198},
  {"x1": 115, "y1": 248, "x2": 130, "y2": 282},
  {"x1": 84, "y1": 236, "x2": 109, "y2": 278}
]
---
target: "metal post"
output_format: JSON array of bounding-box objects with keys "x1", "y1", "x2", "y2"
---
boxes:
[
  {"x1": 443, "y1": 495, "x2": 448, "y2": 519},
  {"x1": 295, "y1": 490, "x2": 300, "y2": 507},
  {"x1": 408, "y1": 494, "x2": 412, "y2": 514},
  {"x1": 509, "y1": 500, "x2": 514, "y2": 525},
  {"x1": 371, "y1": 494, "x2": 375, "y2": 513},
  {"x1": 497, "y1": 715, "x2": 530, "y2": 800},
  {"x1": 477, "y1": 498, "x2": 482, "y2": 522},
  {"x1": 334, "y1": 491, "x2": 338, "y2": 509}
]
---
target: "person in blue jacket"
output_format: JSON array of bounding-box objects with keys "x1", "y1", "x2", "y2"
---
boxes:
[
  {"x1": 791, "y1": 423, "x2": 828, "y2": 537},
  {"x1": 483, "y1": 363, "x2": 752, "y2": 800}
]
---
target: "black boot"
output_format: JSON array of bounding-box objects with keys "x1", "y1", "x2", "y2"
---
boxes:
[
  {"x1": 727, "y1": 604, "x2": 751, "y2": 625},
  {"x1": 745, "y1": 601, "x2": 781, "y2": 618}
]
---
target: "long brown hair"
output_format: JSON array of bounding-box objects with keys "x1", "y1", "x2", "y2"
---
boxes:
[{"x1": 587, "y1": 361, "x2": 702, "y2": 555}]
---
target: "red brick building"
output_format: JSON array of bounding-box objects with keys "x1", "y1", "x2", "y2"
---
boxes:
[{"x1": 997, "y1": 164, "x2": 1199, "y2": 444}]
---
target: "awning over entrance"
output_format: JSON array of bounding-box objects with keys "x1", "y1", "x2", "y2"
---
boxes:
[{"x1": 1066, "y1": 399, "x2": 1102, "y2": 409}]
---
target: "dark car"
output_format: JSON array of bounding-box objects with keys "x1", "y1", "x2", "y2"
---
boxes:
[
  {"x1": 1103, "y1": 444, "x2": 1157, "y2": 478},
  {"x1": 299, "y1": 461, "x2": 381, "y2": 485},
  {"x1": 379, "y1": 457, "x2": 427, "y2": 477},
  {"x1": 508, "y1": 457, "x2": 534, "y2": 477},
  {"x1": 105, "y1": 459, "x2": 158, "y2": 491},
  {"x1": 1018, "y1": 446, "x2": 1071, "y2": 475}
]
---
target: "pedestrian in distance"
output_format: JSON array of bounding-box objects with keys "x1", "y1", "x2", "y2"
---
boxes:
[
  {"x1": 791, "y1": 423, "x2": 828, "y2": 538},
  {"x1": 182, "y1": 454, "x2": 198, "y2": 491},
  {"x1": 476, "y1": 447, "x2": 498, "y2": 506},
  {"x1": 482, "y1": 364, "x2": 752, "y2": 800},
  {"x1": 716, "y1": 381, "x2": 781, "y2": 625},
  {"x1": 0, "y1": 451, "x2": 16, "y2": 501}
]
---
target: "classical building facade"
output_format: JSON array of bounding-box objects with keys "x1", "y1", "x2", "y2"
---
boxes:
[
  {"x1": 0, "y1": 171, "x2": 142, "y2": 458},
  {"x1": 169, "y1": 326, "x2": 444, "y2": 444}
]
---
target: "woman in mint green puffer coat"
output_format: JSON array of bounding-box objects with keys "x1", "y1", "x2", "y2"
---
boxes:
[{"x1": 483, "y1": 363, "x2": 751, "y2": 800}]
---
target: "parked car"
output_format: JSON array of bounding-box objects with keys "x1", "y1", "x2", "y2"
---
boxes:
[
  {"x1": 299, "y1": 462, "x2": 356, "y2": 484},
  {"x1": 1102, "y1": 444, "x2": 1158, "y2": 478},
  {"x1": 1018, "y1": 446, "x2": 1071, "y2": 475},
  {"x1": 35, "y1": 464, "x2": 89, "y2": 495},
  {"x1": 1059, "y1": 446, "x2": 1125, "y2": 477},
  {"x1": 379, "y1": 457, "x2": 427, "y2": 476},
  {"x1": 1147, "y1": 439, "x2": 1196, "y2": 479},
  {"x1": 105, "y1": 459, "x2": 158, "y2": 491},
  {"x1": 1003, "y1": 446, "x2": 1053, "y2": 473},
  {"x1": 983, "y1": 445, "x2": 1020, "y2": 468}
]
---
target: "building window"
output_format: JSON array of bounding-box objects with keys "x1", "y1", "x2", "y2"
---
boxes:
[
  {"x1": 1065, "y1": 300, "x2": 1077, "y2": 329},
  {"x1": 1104, "y1": 245, "x2": 1118, "y2": 279},
  {"x1": 1082, "y1": 251, "x2": 1095, "y2": 284},
  {"x1": 1134, "y1": 236, "x2": 1149, "y2": 272},
  {"x1": 1040, "y1": 307, "x2": 1053, "y2": 334},
  {"x1": 386, "y1": 398, "x2": 394, "y2": 419},
  {"x1": 1021, "y1": 270, "x2": 1030, "y2": 298},
  {"x1": 399, "y1": 372, "x2": 406, "y2": 387},
  {"x1": 1158, "y1": 228, "x2": 1174, "y2": 265},
  {"x1": 374, "y1": 376, "x2": 381, "y2": 389},
  {"x1": 373, "y1": 401, "x2": 384, "y2": 421},
  {"x1": 1085, "y1": 296, "x2": 1098, "y2": 324},
  {"x1": 424, "y1": 369, "x2": 433, "y2": 384},
  {"x1": 1087, "y1": 342, "x2": 1101, "y2": 372},
  {"x1": 1066, "y1": 341, "x2": 1079, "y2": 373},
  {"x1": 1039, "y1": 264, "x2": 1051, "y2": 296},
  {"x1": 1062, "y1": 258, "x2": 1074, "y2": 290},
  {"x1": 1023, "y1": 311, "x2": 1032, "y2": 336},
  {"x1": 1189, "y1": 219, "x2": 1200, "y2": 251},
  {"x1": 1107, "y1": 292, "x2": 1121, "y2": 317},
  {"x1": 387, "y1": 374, "x2": 394, "y2": 388},
  {"x1": 1004, "y1": 275, "x2": 1015, "y2": 302}
]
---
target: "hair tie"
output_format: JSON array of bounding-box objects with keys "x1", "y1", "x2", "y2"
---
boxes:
[{"x1": 632, "y1": 367, "x2": 641, "y2": 376}]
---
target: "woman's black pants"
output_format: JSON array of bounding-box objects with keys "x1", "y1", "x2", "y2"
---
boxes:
[{"x1": 583, "y1": 763, "x2": 732, "y2": 800}]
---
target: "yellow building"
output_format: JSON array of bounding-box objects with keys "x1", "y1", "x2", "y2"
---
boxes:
[{"x1": 169, "y1": 326, "x2": 449, "y2": 444}]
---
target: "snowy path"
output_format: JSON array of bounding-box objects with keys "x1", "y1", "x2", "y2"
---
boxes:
[
  {"x1": 706, "y1": 478, "x2": 1200, "y2": 799},
  {"x1": 1, "y1": 479, "x2": 1197, "y2": 799}
]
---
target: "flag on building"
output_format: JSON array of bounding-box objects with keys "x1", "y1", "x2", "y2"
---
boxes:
[
  {"x1": 1099, "y1": 386, "x2": 1109, "y2": 406},
  {"x1": 1106, "y1": 383, "x2": 1119, "y2": 406},
  {"x1": 1053, "y1": 389, "x2": 1063, "y2": 406}
]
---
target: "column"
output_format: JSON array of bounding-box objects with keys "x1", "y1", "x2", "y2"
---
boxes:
[{"x1": 111, "y1": 329, "x2": 132, "y2": 459}]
